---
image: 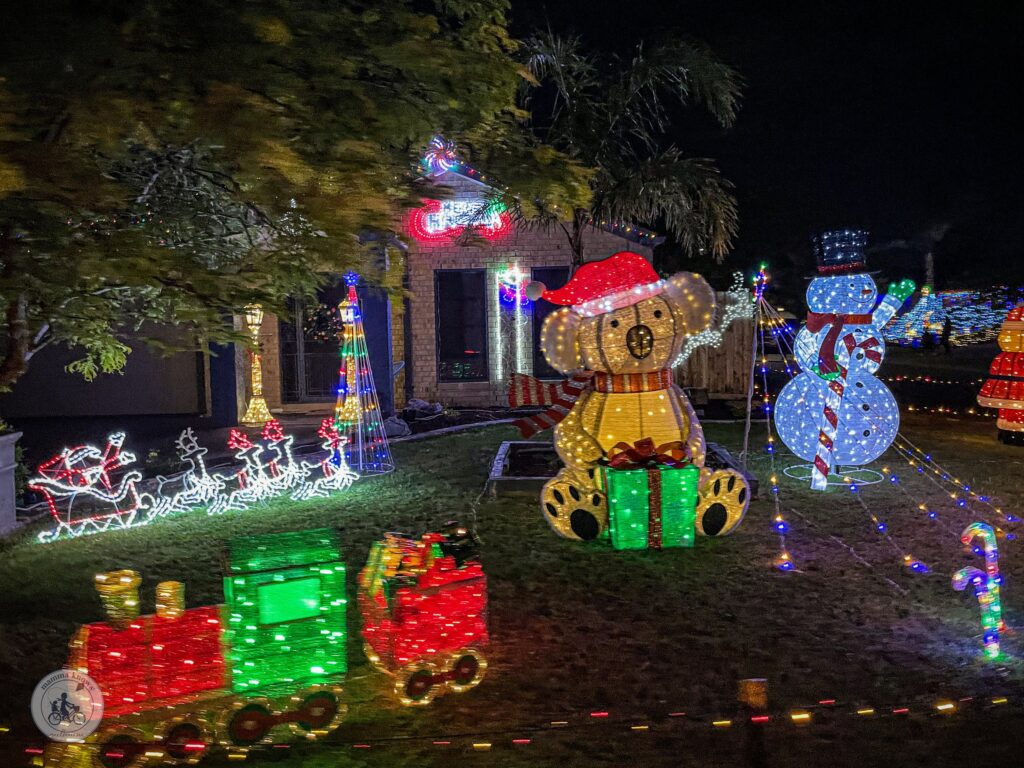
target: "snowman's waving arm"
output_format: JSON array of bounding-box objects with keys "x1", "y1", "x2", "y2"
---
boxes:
[{"x1": 872, "y1": 278, "x2": 916, "y2": 328}]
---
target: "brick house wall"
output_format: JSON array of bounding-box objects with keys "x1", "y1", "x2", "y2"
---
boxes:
[
  {"x1": 404, "y1": 172, "x2": 654, "y2": 407},
  {"x1": 235, "y1": 169, "x2": 657, "y2": 419}
]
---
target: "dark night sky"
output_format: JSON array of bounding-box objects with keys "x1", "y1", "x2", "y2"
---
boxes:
[{"x1": 509, "y1": 1, "x2": 1024, "y2": 285}]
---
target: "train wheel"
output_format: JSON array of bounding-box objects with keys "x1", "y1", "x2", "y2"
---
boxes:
[
  {"x1": 446, "y1": 648, "x2": 488, "y2": 693},
  {"x1": 224, "y1": 702, "x2": 273, "y2": 747},
  {"x1": 93, "y1": 727, "x2": 148, "y2": 768},
  {"x1": 160, "y1": 717, "x2": 209, "y2": 765},
  {"x1": 395, "y1": 663, "x2": 437, "y2": 706},
  {"x1": 291, "y1": 685, "x2": 347, "y2": 738}
]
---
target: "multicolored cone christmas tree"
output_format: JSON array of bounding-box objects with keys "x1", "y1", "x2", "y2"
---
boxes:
[
  {"x1": 978, "y1": 304, "x2": 1024, "y2": 444},
  {"x1": 334, "y1": 273, "x2": 395, "y2": 474}
]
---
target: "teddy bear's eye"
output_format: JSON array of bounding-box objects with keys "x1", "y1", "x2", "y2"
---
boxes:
[
  {"x1": 653, "y1": 310, "x2": 663, "y2": 318},
  {"x1": 610, "y1": 319, "x2": 620, "y2": 328}
]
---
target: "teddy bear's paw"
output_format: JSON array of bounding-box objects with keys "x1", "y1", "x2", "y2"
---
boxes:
[
  {"x1": 541, "y1": 474, "x2": 607, "y2": 541},
  {"x1": 696, "y1": 469, "x2": 749, "y2": 536}
]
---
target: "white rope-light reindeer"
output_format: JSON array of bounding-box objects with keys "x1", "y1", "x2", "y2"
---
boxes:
[
  {"x1": 291, "y1": 418, "x2": 360, "y2": 500},
  {"x1": 208, "y1": 426, "x2": 280, "y2": 514},
  {"x1": 32, "y1": 420, "x2": 359, "y2": 542},
  {"x1": 146, "y1": 428, "x2": 228, "y2": 517}
]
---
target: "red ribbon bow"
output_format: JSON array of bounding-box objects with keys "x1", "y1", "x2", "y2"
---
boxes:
[
  {"x1": 841, "y1": 332, "x2": 883, "y2": 365},
  {"x1": 806, "y1": 311, "x2": 874, "y2": 374},
  {"x1": 607, "y1": 438, "x2": 692, "y2": 470}
]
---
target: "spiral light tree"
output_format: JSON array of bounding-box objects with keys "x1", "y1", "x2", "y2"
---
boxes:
[{"x1": 334, "y1": 273, "x2": 395, "y2": 475}]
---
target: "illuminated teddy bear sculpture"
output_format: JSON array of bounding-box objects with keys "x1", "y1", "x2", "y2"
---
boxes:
[{"x1": 515, "y1": 251, "x2": 750, "y2": 541}]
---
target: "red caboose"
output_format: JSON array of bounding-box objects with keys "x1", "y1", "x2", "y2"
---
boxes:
[{"x1": 358, "y1": 525, "x2": 488, "y2": 705}]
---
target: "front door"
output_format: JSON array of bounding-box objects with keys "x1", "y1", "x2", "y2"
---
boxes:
[{"x1": 279, "y1": 281, "x2": 349, "y2": 403}]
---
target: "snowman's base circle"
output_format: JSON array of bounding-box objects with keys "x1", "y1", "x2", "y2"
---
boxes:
[{"x1": 783, "y1": 464, "x2": 885, "y2": 487}]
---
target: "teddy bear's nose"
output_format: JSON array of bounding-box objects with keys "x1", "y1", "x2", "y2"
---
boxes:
[{"x1": 626, "y1": 324, "x2": 654, "y2": 359}]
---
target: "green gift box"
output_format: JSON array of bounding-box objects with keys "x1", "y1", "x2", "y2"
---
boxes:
[{"x1": 603, "y1": 463, "x2": 699, "y2": 550}]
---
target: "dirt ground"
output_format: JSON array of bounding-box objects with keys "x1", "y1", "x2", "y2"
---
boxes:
[{"x1": 2, "y1": 413, "x2": 1023, "y2": 767}]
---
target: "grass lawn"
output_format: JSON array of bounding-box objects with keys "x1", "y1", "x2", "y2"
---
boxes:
[
  {"x1": 886, "y1": 342, "x2": 996, "y2": 377},
  {"x1": 2, "y1": 414, "x2": 1024, "y2": 767}
]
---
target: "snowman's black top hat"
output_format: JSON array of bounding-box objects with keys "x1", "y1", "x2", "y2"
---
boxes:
[{"x1": 812, "y1": 229, "x2": 869, "y2": 275}]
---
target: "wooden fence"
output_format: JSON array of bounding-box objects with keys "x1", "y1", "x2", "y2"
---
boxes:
[{"x1": 676, "y1": 292, "x2": 754, "y2": 397}]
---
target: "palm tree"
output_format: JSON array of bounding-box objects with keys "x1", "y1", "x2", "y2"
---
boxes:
[{"x1": 515, "y1": 31, "x2": 742, "y2": 270}]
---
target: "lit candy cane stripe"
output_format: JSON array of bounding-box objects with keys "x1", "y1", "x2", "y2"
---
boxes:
[
  {"x1": 811, "y1": 375, "x2": 846, "y2": 490},
  {"x1": 952, "y1": 566, "x2": 1001, "y2": 659},
  {"x1": 961, "y1": 522, "x2": 1006, "y2": 631},
  {"x1": 810, "y1": 332, "x2": 882, "y2": 490}
]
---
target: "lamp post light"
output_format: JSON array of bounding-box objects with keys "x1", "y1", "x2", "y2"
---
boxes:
[{"x1": 241, "y1": 303, "x2": 273, "y2": 427}]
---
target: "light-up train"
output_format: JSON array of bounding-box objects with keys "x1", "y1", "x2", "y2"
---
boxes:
[{"x1": 44, "y1": 526, "x2": 488, "y2": 768}]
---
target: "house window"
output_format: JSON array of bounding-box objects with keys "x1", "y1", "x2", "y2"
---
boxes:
[
  {"x1": 532, "y1": 267, "x2": 571, "y2": 379},
  {"x1": 279, "y1": 279, "x2": 349, "y2": 403},
  {"x1": 435, "y1": 270, "x2": 488, "y2": 382}
]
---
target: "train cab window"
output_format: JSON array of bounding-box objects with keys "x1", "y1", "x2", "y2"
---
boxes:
[{"x1": 257, "y1": 577, "x2": 322, "y2": 625}]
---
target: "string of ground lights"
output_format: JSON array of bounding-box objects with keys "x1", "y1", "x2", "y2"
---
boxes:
[
  {"x1": 888, "y1": 437, "x2": 1020, "y2": 533},
  {"x1": 12, "y1": 689, "x2": 1023, "y2": 760},
  {"x1": 753, "y1": 259, "x2": 1015, "y2": 561},
  {"x1": 760, "y1": 279, "x2": 1017, "y2": 544},
  {"x1": 754, "y1": 257, "x2": 1015, "y2": 657},
  {"x1": 751, "y1": 265, "x2": 795, "y2": 571},
  {"x1": 801, "y1": 356, "x2": 1016, "y2": 575}
]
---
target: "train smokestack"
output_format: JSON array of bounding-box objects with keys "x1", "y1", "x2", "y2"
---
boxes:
[
  {"x1": 94, "y1": 570, "x2": 141, "y2": 630},
  {"x1": 155, "y1": 581, "x2": 185, "y2": 619}
]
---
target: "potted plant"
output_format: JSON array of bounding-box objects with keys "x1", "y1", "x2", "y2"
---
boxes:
[{"x1": 0, "y1": 419, "x2": 23, "y2": 535}]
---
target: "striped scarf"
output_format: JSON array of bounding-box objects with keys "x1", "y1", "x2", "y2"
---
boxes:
[{"x1": 509, "y1": 369, "x2": 673, "y2": 439}]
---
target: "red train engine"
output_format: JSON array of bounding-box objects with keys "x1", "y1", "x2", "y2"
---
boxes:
[
  {"x1": 45, "y1": 530, "x2": 347, "y2": 768},
  {"x1": 359, "y1": 524, "x2": 489, "y2": 705}
]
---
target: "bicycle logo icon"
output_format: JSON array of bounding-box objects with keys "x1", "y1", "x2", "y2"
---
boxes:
[{"x1": 31, "y1": 670, "x2": 104, "y2": 742}]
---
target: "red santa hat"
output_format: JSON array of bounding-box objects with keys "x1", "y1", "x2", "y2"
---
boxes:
[{"x1": 525, "y1": 251, "x2": 665, "y2": 317}]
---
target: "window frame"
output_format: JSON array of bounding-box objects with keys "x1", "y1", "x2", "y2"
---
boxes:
[
  {"x1": 531, "y1": 265, "x2": 572, "y2": 381},
  {"x1": 434, "y1": 268, "x2": 490, "y2": 383}
]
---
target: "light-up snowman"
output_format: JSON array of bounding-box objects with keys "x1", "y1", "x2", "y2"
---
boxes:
[{"x1": 775, "y1": 231, "x2": 915, "y2": 490}]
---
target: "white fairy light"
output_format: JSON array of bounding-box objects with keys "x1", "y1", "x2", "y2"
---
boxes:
[
  {"x1": 775, "y1": 269, "x2": 914, "y2": 489},
  {"x1": 672, "y1": 272, "x2": 753, "y2": 366}
]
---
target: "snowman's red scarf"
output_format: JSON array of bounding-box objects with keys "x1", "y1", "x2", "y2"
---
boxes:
[
  {"x1": 806, "y1": 311, "x2": 874, "y2": 374},
  {"x1": 508, "y1": 370, "x2": 673, "y2": 439}
]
